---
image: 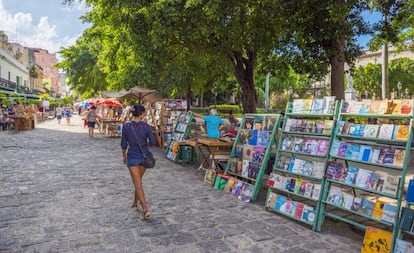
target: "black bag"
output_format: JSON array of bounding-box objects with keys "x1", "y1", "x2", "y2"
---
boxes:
[{"x1": 144, "y1": 152, "x2": 156, "y2": 168}]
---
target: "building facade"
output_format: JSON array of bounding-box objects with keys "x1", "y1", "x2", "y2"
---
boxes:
[{"x1": 34, "y1": 49, "x2": 59, "y2": 97}]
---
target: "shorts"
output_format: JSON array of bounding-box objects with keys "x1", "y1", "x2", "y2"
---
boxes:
[
  {"x1": 57, "y1": 115, "x2": 62, "y2": 120},
  {"x1": 127, "y1": 157, "x2": 146, "y2": 168},
  {"x1": 87, "y1": 121, "x2": 96, "y2": 128}
]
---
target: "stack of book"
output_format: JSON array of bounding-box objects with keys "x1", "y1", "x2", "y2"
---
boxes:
[
  {"x1": 281, "y1": 136, "x2": 330, "y2": 156},
  {"x1": 266, "y1": 192, "x2": 316, "y2": 224},
  {"x1": 275, "y1": 155, "x2": 325, "y2": 178},
  {"x1": 330, "y1": 140, "x2": 406, "y2": 168},
  {"x1": 325, "y1": 160, "x2": 400, "y2": 196},
  {"x1": 326, "y1": 186, "x2": 397, "y2": 224},
  {"x1": 284, "y1": 118, "x2": 334, "y2": 134},
  {"x1": 267, "y1": 172, "x2": 322, "y2": 200},
  {"x1": 337, "y1": 121, "x2": 409, "y2": 141},
  {"x1": 291, "y1": 96, "x2": 336, "y2": 114}
]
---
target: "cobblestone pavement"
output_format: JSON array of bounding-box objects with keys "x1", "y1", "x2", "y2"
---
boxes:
[{"x1": 0, "y1": 115, "x2": 364, "y2": 253}]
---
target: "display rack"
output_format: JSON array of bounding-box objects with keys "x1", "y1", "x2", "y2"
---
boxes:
[
  {"x1": 316, "y1": 99, "x2": 414, "y2": 252},
  {"x1": 144, "y1": 102, "x2": 162, "y2": 147},
  {"x1": 265, "y1": 97, "x2": 339, "y2": 230},
  {"x1": 165, "y1": 111, "x2": 193, "y2": 162},
  {"x1": 160, "y1": 99, "x2": 187, "y2": 148},
  {"x1": 223, "y1": 113, "x2": 281, "y2": 202}
]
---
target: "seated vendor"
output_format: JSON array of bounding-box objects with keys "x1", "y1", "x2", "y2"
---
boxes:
[
  {"x1": 192, "y1": 109, "x2": 228, "y2": 138},
  {"x1": 222, "y1": 122, "x2": 238, "y2": 138}
]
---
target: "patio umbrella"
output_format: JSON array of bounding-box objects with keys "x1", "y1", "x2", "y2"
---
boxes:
[
  {"x1": 118, "y1": 86, "x2": 158, "y2": 101},
  {"x1": 98, "y1": 98, "x2": 123, "y2": 107}
]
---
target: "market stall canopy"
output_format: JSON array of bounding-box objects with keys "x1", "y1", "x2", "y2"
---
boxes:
[
  {"x1": 101, "y1": 86, "x2": 159, "y2": 102},
  {"x1": 118, "y1": 86, "x2": 158, "y2": 101}
]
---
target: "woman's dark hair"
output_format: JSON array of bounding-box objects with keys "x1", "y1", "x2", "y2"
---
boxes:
[{"x1": 131, "y1": 104, "x2": 145, "y2": 116}]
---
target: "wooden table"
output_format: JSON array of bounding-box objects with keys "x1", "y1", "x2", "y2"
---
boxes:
[
  {"x1": 100, "y1": 119, "x2": 123, "y2": 137},
  {"x1": 196, "y1": 138, "x2": 234, "y2": 175}
]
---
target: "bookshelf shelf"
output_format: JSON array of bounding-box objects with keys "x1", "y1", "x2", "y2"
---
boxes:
[
  {"x1": 265, "y1": 97, "x2": 339, "y2": 231},
  {"x1": 223, "y1": 113, "x2": 281, "y2": 202},
  {"x1": 317, "y1": 99, "x2": 414, "y2": 252},
  {"x1": 164, "y1": 111, "x2": 193, "y2": 162}
]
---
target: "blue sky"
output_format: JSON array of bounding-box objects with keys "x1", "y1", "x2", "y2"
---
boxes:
[{"x1": 0, "y1": 1, "x2": 381, "y2": 54}]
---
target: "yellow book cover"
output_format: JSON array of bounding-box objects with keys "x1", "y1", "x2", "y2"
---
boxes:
[
  {"x1": 391, "y1": 100, "x2": 402, "y2": 114},
  {"x1": 361, "y1": 226, "x2": 392, "y2": 253},
  {"x1": 300, "y1": 99, "x2": 313, "y2": 113},
  {"x1": 393, "y1": 149, "x2": 405, "y2": 167},
  {"x1": 372, "y1": 200, "x2": 385, "y2": 220},
  {"x1": 395, "y1": 125, "x2": 409, "y2": 140}
]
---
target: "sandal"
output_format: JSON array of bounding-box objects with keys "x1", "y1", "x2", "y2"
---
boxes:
[
  {"x1": 140, "y1": 210, "x2": 152, "y2": 221},
  {"x1": 131, "y1": 206, "x2": 139, "y2": 211}
]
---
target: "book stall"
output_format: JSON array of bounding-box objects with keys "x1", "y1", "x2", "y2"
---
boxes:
[
  {"x1": 210, "y1": 114, "x2": 281, "y2": 203},
  {"x1": 8, "y1": 103, "x2": 37, "y2": 132},
  {"x1": 160, "y1": 99, "x2": 187, "y2": 148},
  {"x1": 260, "y1": 97, "x2": 414, "y2": 252}
]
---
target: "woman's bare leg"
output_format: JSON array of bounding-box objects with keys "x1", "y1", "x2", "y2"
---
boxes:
[{"x1": 128, "y1": 166, "x2": 148, "y2": 215}]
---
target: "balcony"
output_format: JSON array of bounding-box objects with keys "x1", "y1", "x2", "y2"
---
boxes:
[{"x1": 0, "y1": 77, "x2": 17, "y2": 91}]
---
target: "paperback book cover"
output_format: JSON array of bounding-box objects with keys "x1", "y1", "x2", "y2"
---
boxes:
[
  {"x1": 301, "y1": 205, "x2": 316, "y2": 223},
  {"x1": 274, "y1": 194, "x2": 288, "y2": 212},
  {"x1": 371, "y1": 200, "x2": 385, "y2": 220},
  {"x1": 395, "y1": 125, "x2": 409, "y2": 140},
  {"x1": 378, "y1": 124, "x2": 395, "y2": 139},
  {"x1": 316, "y1": 139, "x2": 329, "y2": 156},
  {"x1": 300, "y1": 99, "x2": 313, "y2": 113},
  {"x1": 256, "y1": 130, "x2": 270, "y2": 147},
  {"x1": 361, "y1": 226, "x2": 392, "y2": 253},
  {"x1": 345, "y1": 167, "x2": 359, "y2": 185},
  {"x1": 322, "y1": 96, "x2": 336, "y2": 114},
  {"x1": 267, "y1": 172, "x2": 278, "y2": 187},
  {"x1": 310, "y1": 99, "x2": 323, "y2": 114},
  {"x1": 231, "y1": 180, "x2": 245, "y2": 197},
  {"x1": 381, "y1": 203, "x2": 397, "y2": 224},
  {"x1": 294, "y1": 202, "x2": 305, "y2": 219},
  {"x1": 351, "y1": 197, "x2": 362, "y2": 212},
  {"x1": 304, "y1": 182, "x2": 314, "y2": 198},
  {"x1": 242, "y1": 145, "x2": 254, "y2": 161},
  {"x1": 355, "y1": 168, "x2": 373, "y2": 189},
  {"x1": 337, "y1": 142, "x2": 349, "y2": 157},
  {"x1": 323, "y1": 120, "x2": 334, "y2": 135},
  {"x1": 238, "y1": 183, "x2": 254, "y2": 202},
  {"x1": 394, "y1": 239, "x2": 414, "y2": 253},
  {"x1": 382, "y1": 174, "x2": 400, "y2": 196},
  {"x1": 292, "y1": 99, "x2": 303, "y2": 113},
  {"x1": 315, "y1": 120, "x2": 325, "y2": 133},
  {"x1": 345, "y1": 144, "x2": 360, "y2": 160},
  {"x1": 312, "y1": 162, "x2": 325, "y2": 178},
  {"x1": 363, "y1": 124, "x2": 380, "y2": 138},
  {"x1": 266, "y1": 192, "x2": 278, "y2": 209},
  {"x1": 311, "y1": 184, "x2": 321, "y2": 200},
  {"x1": 327, "y1": 186, "x2": 343, "y2": 206},
  {"x1": 329, "y1": 139, "x2": 342, "y2": 156},
  {"x1": 340, "y1": 192, "x2": 354, "y2": 210},
  {"x1": 359, "y1": 198, "x2": 375, "y2": 217},
  {"x1": 248, "y1": 161, "x2": 260, "y2": 179},
  {"x1": 276, "y1": 155, "x2": 292, "y2": 171}
]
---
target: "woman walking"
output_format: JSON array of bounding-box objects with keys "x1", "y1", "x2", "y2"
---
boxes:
[
  {"x1": 121, "y1": 104, "x2": 156, "y2": 220},
  {"x1": 85, "y1": 106, "x2": 99, "y2": 138}
]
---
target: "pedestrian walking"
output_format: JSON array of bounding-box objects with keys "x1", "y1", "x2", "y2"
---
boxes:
[
  {"x1": 85, "y1": 106, "x2": 99, "y2": 138},
  {"x1": 121, "y1": 104, "x2": 156, "y2": 221},
  {"x1": 64, "y1": 107, "x2": 72, "y2": 125},
  {"x1": 56, "y1": 105, "x2": 63, "y2": 124}
]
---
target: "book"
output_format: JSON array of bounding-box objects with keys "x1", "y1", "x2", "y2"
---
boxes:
[
  {"x1": 274, "y1": 174, "x2": 287, "y2": 189},
  {"x1": 231, "y1": 180, "x2": 245, "y2": 197},
  {"x1": 267, "y1": 172, "x2": 278, "y2": 187},
  {"x1": 327, "y1": 186, "x2": 343, "y2": 206},
  {"x1": 312, "y1": 162, "x2": 325, "y2": 178},
  {"x1": 337, "y1": 142, "x2": 349, "y2": 157},
  {"x1": 294, "y1": 202, "x2": 305, "y2": 219},
  {"x1": 310, "y1": 99, "x2": 323, "y2": 114},
  {"x1": 369, "y1": 149, "x2": 381, "y2": 163},
  {"x1": 351, "y1": 197, "x2": 362, "y2": 212},
  {"x1": 395, "y1": 125, "x2": 409, "y2": 140},
  {"x1": 345, "y1": 144, "x2": 360, "y2": 160},
  {"x1": 341, "y1": 122, "x2": 352, "y2": 135},
  {"x1": 336, "y1": 120, "x2": 346, "y2": 135},
  {"x1": 242, "y1": 160, "x2": 250, "y2": 177},
  {"x1": 292, "y1": 99, "x2": 303, "y2": 113},
  {"x1": 316, "y1": 139, "x2": 329, "y2": 156},
  {"x1": 248, "y1": 161, "x2": 260, "y2": 179},
  {"x1": 355, "y1": 168, "x2": 373, "y2": 189},
  {"x1": 359, "y1": 198, "x2": 375, "y2": 216},
  {"x1": 274, "y1": 194, "x2": 288, "y2": 212},
  {"x1": 284, "y1": 199, "x2": 297, "y2": 216},
  {"x1": 361, "y1": 226, "x2": 392, "y2": 253},
  {"x1": 265, "y1": 192, "x2": 278, "y2": 209},
  {"x1": 401, "y1": 99, "x2": 414, "y2": 114},
  {"x1": 378, "y1": 148, "x2": 395, "y2": 165},
  {"x1": 301, "y1": 205, "x2": 316, "y2": 223},
  {"x1": 400, "y1": 207, "x2": 414, "y2": 232},
  {"x1": 276, "y1": 155, "x2": 292, "y2": 171},
  {"x1": 242, "y1": 145, "x2": 254, "y2": 161},
  {"x1": 315, "y1": 120, "x2": 325, "y2": 133},
  {"x1": 281, "y1": 137, "x2": 293, "y2": 151},
  {"x1": 381, "y1": 203, "x2": 397, "y2": 224},
  {"x1": 204, "y1": 169, "x2": 216, "y2": 186},
  {"x1": 284, "y1": 118, "x2": 295, "y2": 132},
  {"x1": 358, "y1": 145, "x2": 372, "y2": 162},
  {"x1": 256, "y1": 130, "x2": 270, "y2": 147},
  {"x1": 252, "y1": 146, "x2": 265, "y2": 164},
  {"x1": 322, "y1": 120, "x2": 334, "y2": 135},
  {"x1": 325, "y1": 161, "x2": 344, "y2": 181},
  {"x1": 300, "y1": 99, "x2": 313, "y2": 113},
  {"x1": 345, "y1": 167, "x2": 358, "y2": 185},
  {"x1": 248, "y1": 129, "x2": 258, "y2": 145},
  {"x1": 368, "y1": 100, "x2": 382, "y2": 114},
  {"x1": 378, "y1": 124, "x2": 395, "y2": 139},
  {"x1": 292, "y1": 137, "x2": 304, "y2": 153},
  {"x1": 329, "y1": 139, "x2": 341, "y2": 156},
  {"x1": 363, "y1": 124, "x2": 380, "y2": 138},
  {"x1": 372, "y1": 199, "x2": 385, "y2": 220},
  {"x1": 394, "y1": 239, "x2": 414, "y2": 253},
  {"x1": 322, "y1": 96, "x2": 336, "y2": 114},
  {"x1": 238, "y1": 183, "x2": 254, "y2": 202},
  {"x1": 340, "y1": 192, "x2": 354, "y2": 210},
  {"x1": 311, "y1": 184, "x2": 321, "y2": 200},
  {"x1": 223, "y1": 177, "x2": 238, "y2": 193},
  {"x1": 304, "y1": 182, "x2": 314, "y2": 198},
  {"x1": 393, "y1": 149, "x2": 405, "y2": 167},
  {"x1": 382, "y1": 174, "x2": 400, "y2": 196}
]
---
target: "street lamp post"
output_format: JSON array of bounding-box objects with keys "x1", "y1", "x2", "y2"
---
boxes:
[
  {"x1": 397, "y1": 82, "x2": 402, "y2": 99},
  {"x1": 405, "y1": 88, "x2": 410, "y2": 99},
  {"x1": 288, "y1": 85, "x2": 293, "y2": 102}
]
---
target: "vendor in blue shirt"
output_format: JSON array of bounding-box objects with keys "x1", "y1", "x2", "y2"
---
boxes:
[{"x1": 193, "y1": 109, "x2": 227, "y2": 138}]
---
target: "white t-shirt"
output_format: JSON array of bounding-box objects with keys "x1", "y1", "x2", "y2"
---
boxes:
[{"x1": 56, "y1": 107, "x2": 63, "y2": 115}]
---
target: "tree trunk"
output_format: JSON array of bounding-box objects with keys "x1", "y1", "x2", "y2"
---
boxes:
[
  {"x1": 231, "y1": 50, "x2": 257, "y2": 113},
  {"x1": 186, "y1": 85, "x2": 191, "y2": 111},
  {"x1": 328, "y1": 4, "x2": 346, "y2": 101}
]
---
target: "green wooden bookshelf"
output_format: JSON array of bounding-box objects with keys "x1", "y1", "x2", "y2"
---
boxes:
[
  {"x1": 223, "y1": 113, "x2": 281, "y2": 201},
  {"x1": 316, "y1": 99, "x2": 414, "y2": 252},
  {"x1": 265, "y1": 97, "x2": 339, "y2": 230},
  {"x1": 165, "y1": 111, "x2": 193, "y2": 162}
]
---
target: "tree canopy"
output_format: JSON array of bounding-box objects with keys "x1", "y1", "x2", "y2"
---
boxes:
[{"x1": 60, "y1": 0, "x2": 411, "y2": 111}]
